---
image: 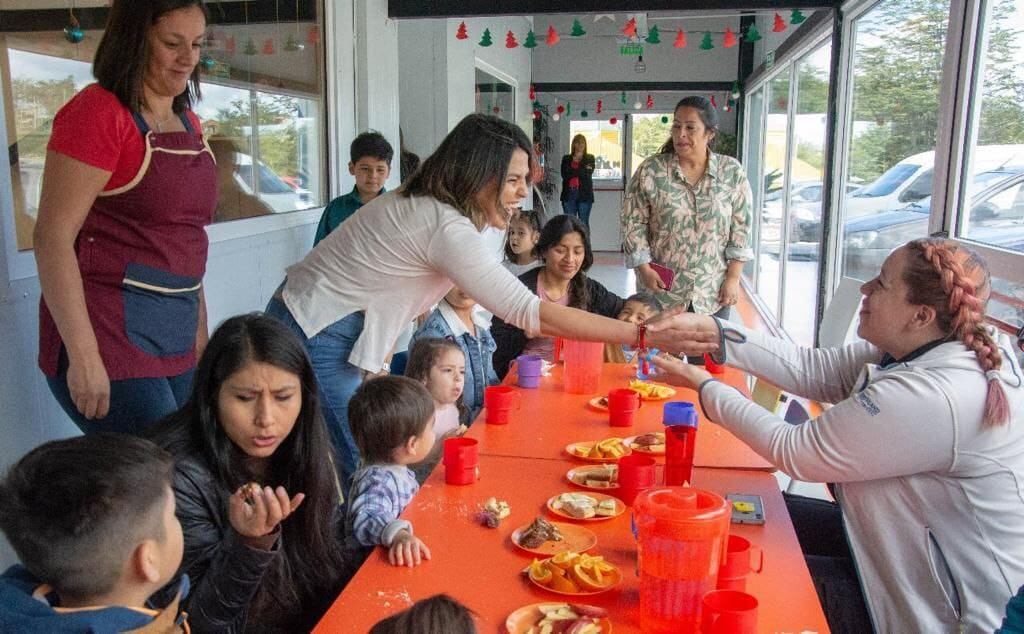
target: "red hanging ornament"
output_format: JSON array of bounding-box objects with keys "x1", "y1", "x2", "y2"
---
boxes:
[
  {"x1": 493, "y1": 106, "x2": 501, "y2": 114},
  {"x1": 529, "y1": 84, "x2": 536, "y2": 100},
  {"x1": 646, "y1": 94, "x2": 654, "y2": 109},
  {"x1": 556, "y1": 104, "x2": 565, "y2": 114},
  {"x1": 455, "y1": 21, "x2": 468, "y2": 40},
  {"x1": 673, "y1": 29, "x2": 687, "y2": 48},
  {"x1": 622, "y1": 17, "x2": 637, "y2": 38},
  {"x1": 772, "y1": 13, "x2": 787, "y2": 32},
  {"x1": 546, "y1": 25, "x2": 560, "y2": 46},
  {"x1": 609, "y1": 116, "x2": 618, "y2": 125},
  {"x1": 262, "y1": 38, "x2": 275, "y2": 55},
  {"x1": 709, "y1": 95, "x2": 718, "y2": 109},
  {"x1": 505, "y1": 30, "x2": 518, "y2": 48},
  {"x1": 225, "y1": 35, "x2": 236, "y2": 55},
  {"x1": 596, "y1": 99, "x2": 603, "y2": 114},
  {"x1": 307, "y1": 25, "x2": 320, "y2": 45},
  {"x1": 533, "y1": 110, "x2": 542, "y2": 120},
  {"x1": 723, "y1": 27, "x2": 737, "y2": 48}
]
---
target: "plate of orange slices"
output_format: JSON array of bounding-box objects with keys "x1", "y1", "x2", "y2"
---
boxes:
[
  {"x1": 524, "y1": 551, "x2": 623, "y2": 596},
  {"x1": 565, "y1": 438, "x2": 631, "y2": 462}
]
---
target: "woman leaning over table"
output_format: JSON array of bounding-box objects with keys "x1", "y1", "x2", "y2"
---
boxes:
[
  {"x1": 650, "y1": 237, "x2": 1024, "y2": 633},
  {"x1": 621, "y1": 96, "x2": 752, "y2": 319},
  {"x1": 265, "y1": 114, "x2": 717, "y2": 493},
  {"x1": 34, "y1": 0, "x2": 216, "y2": 435}
]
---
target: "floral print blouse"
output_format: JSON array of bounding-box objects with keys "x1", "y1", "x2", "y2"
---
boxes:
[{"x1": 621, "y1": 151, "x2": 754, "y2": 314}]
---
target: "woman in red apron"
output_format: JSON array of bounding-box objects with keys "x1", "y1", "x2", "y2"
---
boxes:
[{"x1": 34, "y1": 0, "x2": 216, "y2": 435}]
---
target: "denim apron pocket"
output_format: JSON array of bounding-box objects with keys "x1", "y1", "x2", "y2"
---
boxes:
[{"x1": 123, "y1": 262, "x2": 200, "y2": 356}]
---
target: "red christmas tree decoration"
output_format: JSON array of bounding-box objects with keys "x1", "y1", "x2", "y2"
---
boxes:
[
  {"x1": 546, "y1": 25, "x2": 560, "y2": 46},
  {"x1": 772, "y1": 13, "x2": 787, "y2": 33},
  {"x1": 709, "y1": 95, "x2": 718, "y2": 109},
  {"x1": 533, "y1": 110, "x2": 542, "y2": 120},
  {"x1": 505, "y1": 31, "x2": 518, "y2": 48},
  {"x1": 673, "y1": 29, "x2": 687, "y2": 48},
  {"x1": 609, "y1": 116, "x2": 618, "y2": 125},
  {"x1": 225, "y1": 35, "x2": 236, "y2": 55},
  {"x1": 262, "y1": 38, "x2": 275, "y2": 54},
  {"x1": 723, "y1": 27, "x2": 737, "y2": 48},
  {"x1": 529, "y1": 84, "x2": 536, "y2": 100},
  {"x1": 556, "y1": 104, "x2": 565, "y2": 114},
  {"x1": 646, "y1": 94, "x2": 654, "y2": 109},
  {"x1": 596, "y1": 99, "x2": 603, "y2": 114},
  {"x1": 307, "y1": 25, "x2": 320, "y2": 45},
  {"x1": 622, "y1": 17, "x2": 637, "y2": 38},
  {"x1": 455, "y1": 21, "x2": 468, "y2": 40}
]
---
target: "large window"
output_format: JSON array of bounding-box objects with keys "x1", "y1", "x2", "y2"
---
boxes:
[
  {"x1": 569, "y1": 119, "x2": 623, "y2": 181},
  {"x1": 837, "y1": 0, "x2": 951, "y2": 282},
  {"x1": 628, "y1": 113, "x2": 672, "y2": 177},
  {"x1": 3, "y1": 1, "x2": 326, "y2": 250}
]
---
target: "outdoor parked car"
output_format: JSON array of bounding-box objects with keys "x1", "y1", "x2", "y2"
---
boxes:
[{"x1": 843, "y1": 169, "x2": 1024, "y2": 281}]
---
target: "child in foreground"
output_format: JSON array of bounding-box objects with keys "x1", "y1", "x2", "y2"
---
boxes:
[
  {"x1": 346, "y1": 375, "x2": 435, "y2": 567},
  {"x1": 0, "y1": 434, "x2": 187, "y2": 633},
  {"x1": 369, "y1": 594, "x2": 477, "y2": 633}
]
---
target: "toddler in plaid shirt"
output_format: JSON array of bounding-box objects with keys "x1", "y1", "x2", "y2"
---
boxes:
[{"x1": 346, "y1": 376, "x2": 435, "y2": 567}]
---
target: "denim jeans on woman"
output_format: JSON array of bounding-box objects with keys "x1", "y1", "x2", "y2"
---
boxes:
[
  {"x1": 561, "y1": 188, "x2": 593, "y2": 227},
  {"x1": 265, "y1": 297, "x2": 363, "y2": 494}
]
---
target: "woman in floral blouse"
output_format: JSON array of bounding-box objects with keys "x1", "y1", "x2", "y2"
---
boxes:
[{"x1": 621, "y1": 96, "x2": 753, "y2": 318}]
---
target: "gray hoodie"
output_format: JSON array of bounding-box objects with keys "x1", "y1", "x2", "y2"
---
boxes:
[{"x1": 700, "y1": 322, "x2": 1024, "y2": 633}]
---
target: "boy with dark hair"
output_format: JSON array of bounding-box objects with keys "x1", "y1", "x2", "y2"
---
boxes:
[
  {"x1": 0, "y1": 433, "x2": 187, "y2": 632},
  {"x1": 345, "y1": 376, "x2": 434, "y2": 569},
  {"x1": 605, "y1": 292, "x2": 664, "y2": 362},
  {"x1": 314, "y1": 130, "x2": 394, "y2": 245}
]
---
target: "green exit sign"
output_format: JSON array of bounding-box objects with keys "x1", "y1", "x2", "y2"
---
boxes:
[{"x1": 620, "y1": 44, "x2": 643, "y2": 56}]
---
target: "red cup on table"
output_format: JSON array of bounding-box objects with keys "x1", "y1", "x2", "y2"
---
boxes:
[
  {"x1": 484, "y1": 386, "x2": 521, "y2": 425},
  {"x1": 607, "y1": 388, "x2": 643, "y2": 427},
  {"x1": 442, "y1": 437, "x2": 478, "y2": 485},
  {"x1": 704, "y1": 353, "x2": 725, "y2": 374},
  {"x1": 700, "y1": 590, "x2": 758, "y2": 634},
  {"x1": 717, "y1": 535, "x2": 764, "y2": 592},
  {"x1": 616, "y1": 454, "x2": 657, "y2": 505}
]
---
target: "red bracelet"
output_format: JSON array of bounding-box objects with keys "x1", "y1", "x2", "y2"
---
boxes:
[{"x1": 635, "y1": 321, "x2": 647, "y2": 351}]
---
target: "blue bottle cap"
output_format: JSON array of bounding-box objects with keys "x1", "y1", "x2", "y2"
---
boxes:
[{"x1": 663, "y1": 401, "x2": 698, "y2": 427}]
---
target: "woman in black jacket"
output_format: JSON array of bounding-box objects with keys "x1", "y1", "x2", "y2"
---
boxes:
[
  {"x1": 560, "y1": 134, "x2": 596, "y2": 227},
  {"x1": 149, "y1": 314, "x2": 349, "y2": 633},
  {"x1": 492, "y1": 215, "x2": 624, "y2": 378}
]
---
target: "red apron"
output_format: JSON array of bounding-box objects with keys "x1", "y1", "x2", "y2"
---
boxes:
[{"x1": 39, "y1": 113, "x2": 217, "y2": 380}]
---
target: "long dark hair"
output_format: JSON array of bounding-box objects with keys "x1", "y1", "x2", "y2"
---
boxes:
[
  {"x1": 149, "y1": 313, "x2": 344, "y2": 621},
  {"x1": 659, "y1": 96, "x2": 720, "y2": 154},
  {"x1": 402, "y1": 114, "x2": 534, "y2": 230},
  {"x1": 94, "y1": 0, "x2": 208, "y2": 114},
  {"x1": 536, "y1": 214, "x2": 594, "y2": 310}
]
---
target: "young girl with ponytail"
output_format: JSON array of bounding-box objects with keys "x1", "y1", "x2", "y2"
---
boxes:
[{"x1": 649, "y1": 237, "x2": 1024, "y2": 633}]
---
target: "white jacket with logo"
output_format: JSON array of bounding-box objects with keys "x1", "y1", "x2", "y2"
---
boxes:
[{"x1": 699, "y1": 322, "x2": 1024, "y2": 633}]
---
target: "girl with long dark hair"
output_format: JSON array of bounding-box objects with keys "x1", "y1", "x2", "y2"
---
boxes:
[{"x1": 150, "y1": 314, "x2": 348, "y2": 633}]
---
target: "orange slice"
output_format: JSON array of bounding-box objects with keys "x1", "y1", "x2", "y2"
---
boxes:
[
  {"x1": 547, "y1": 571, "x2": 580, "y2": 594},
  {"x1": 529, "y1": 559, "x2": 552, "y2": 586},
  {"x1": 570, "y1": 563, "x2": 609, "y2": 592},
  {"x1": 550, "y1": 551, "x2": 579, "y2": 571}
]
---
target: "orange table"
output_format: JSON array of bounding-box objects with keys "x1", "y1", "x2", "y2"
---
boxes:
[
  {"x1": 315, "y1": 455, "x2": 827, "y2": 633},
  {"x1": 468, "y1": 363, "x2": 773, "y2": 471}
]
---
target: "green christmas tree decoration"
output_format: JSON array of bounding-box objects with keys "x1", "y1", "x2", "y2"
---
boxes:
[
  {"x1": 570, "y1": 19, "x2": 586, "y2": 37},
  {"x1": 523, "y1": 30, "x2": 537, "y2": 48},
  {"x1": 646, "y1": 25, "x2": 661, "y2": 44},
  {"x1": 479, "y1": 28, "x2": 493, "y2": 47},
  {"x1": 790, "y1": 9, "x2": 807, "y2": 25},
  {"x1": 620, "y1": 90, "x2": 627, "y2": 105},
  {"x1": 244, "y1": 37, "x2": 258, "y2": 55},
  {"x1": 744, "y1": 23, "x2": 762, "y2": 43},
  {"x1": 580, "y1": 110, "x2": 588, "y2": 118},
  {"x1": 566, "y1": 102, "x2": 571, "y2": 115},
  {"x1": 699, "y1": 32, "x2": 714, "y2": 50},
  {"x1": 661, "y1": 115, "x2": 669, "y2": 124},
  {"x1": 284, "y1": 34, "x2": 301, "y2": 51}
]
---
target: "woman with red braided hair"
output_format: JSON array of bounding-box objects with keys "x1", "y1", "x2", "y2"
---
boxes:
[{"x1": 649, "y1": 237, "x2": 1024, "y2": 633}]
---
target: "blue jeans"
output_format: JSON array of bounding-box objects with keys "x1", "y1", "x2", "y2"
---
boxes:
[
  {"x1": 265, "y1": 297, "x2": 363, "y2": 492},
  {"x1": 46, "y1": 349, "x2": 193, "y2": 436},
  {"x1": 561, "y1": 189, "x2": 593, "y2": 227}
]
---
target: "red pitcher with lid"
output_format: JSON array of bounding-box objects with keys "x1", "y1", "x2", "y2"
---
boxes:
[{"x1": 633, "y1": 487, "x2": 731, "y2": 633}]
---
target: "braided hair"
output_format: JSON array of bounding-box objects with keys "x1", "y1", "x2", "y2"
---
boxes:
[{"x1": 903, "y1": 238, "x2": 1009, "y2": 427}]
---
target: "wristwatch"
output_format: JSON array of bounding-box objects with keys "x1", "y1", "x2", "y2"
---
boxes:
[{"x1": 380, "y1": 362, "x2": 391, "y2": 374}]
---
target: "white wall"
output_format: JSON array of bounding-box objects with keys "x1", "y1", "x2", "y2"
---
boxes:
[{"x1": 0, "y1": 0, "x2": 402, "y2": 571}]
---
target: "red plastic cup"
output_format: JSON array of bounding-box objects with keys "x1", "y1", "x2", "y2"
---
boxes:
[
  {"x1": 608, "y1": 388, "x2": 643, "y2": 427},
  {"x1": 704, "y1": 353, "x2": 725, "y2": 374},
  {"x1": 717, "y1": 535, "x2": 764, "y2": 591},
  {"x1": 483, "y1": 386, "x2": 521, "y2": 425},
  {"x1": 442, "y1": 437, "x2": 478, "y2": 485},
  {"x1": 616, "y1": 454, "x2": 657, "y2": 505},
  {"x1": 700, "y1": 590, "x2": 758, "y2": 634}
]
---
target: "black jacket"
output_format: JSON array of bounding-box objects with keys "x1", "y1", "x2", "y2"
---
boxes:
[
  {"x1": 491, "y1": 267, "x2": 624, "y2": 378},
  {"x1": 159, "y1": 452, "x2": 346, "y2": 633},
  {"x1": 560, "y1": 153, "x2": 596, "y2": 202}
]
